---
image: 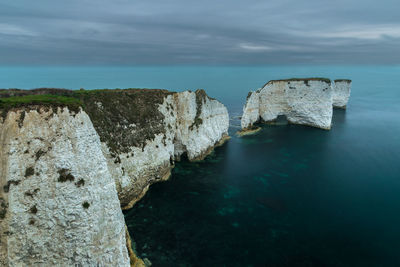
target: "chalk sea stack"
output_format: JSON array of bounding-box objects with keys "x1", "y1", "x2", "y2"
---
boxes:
[
  {"x1": 0, "y1": 88, "x2": 229, "y2": 266},
  {"x1": 240, "y1": 78, "x2": 351, "y2": 134},
  {"x1": 333, "y1": 79, "x2": 352, "y2": 109}
]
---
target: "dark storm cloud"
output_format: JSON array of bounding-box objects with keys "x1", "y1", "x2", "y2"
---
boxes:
[{"x1": 1, "y1": 0, "x2": 399, "y2": 64}]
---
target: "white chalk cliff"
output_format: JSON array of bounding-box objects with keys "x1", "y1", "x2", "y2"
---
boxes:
[
  {"x1": 0, "y1": 108, "x2": 131, "y2": 266},
  {"x1": 103, "y1": 89, "x2": 230, "y2": 209},
  {"x1": 333, "y1": 79, "x2": 352, "y2": 109},
  {"x1": 0, "y1": 88, "x2": 229, "y2": 266},
  {"x1": 241, "y1": 78, "x2": 334, "y2": 130}
]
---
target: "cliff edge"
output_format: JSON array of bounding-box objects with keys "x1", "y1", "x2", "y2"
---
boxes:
[
  {"x1": 0, "y1": 108, "x2": 131, "y2": 266},
  {"x1": 0, "y1": 88, "x2": 229, "y2": 266}
]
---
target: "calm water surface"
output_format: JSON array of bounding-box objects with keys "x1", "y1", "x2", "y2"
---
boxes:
[{"x1": 2, "y1": 65, "x2": 400, "y2": 266}]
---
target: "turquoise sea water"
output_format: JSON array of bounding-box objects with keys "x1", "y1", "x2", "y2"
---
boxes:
[{"x1": 2, "y1": 66, "x2": 400, "y2": 266}]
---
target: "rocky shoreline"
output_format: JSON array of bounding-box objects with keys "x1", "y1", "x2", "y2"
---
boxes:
[
  {"x1": 0, "y1": 88, "x2": 229, "y2": 266},
  {"x1": 0, "y1": 78, "x2": 351, "y2": 265}
]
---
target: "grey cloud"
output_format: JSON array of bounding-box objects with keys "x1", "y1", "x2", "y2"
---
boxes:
[{"x1": 0, "y1": 0, "x2": 399, "y2": 64}]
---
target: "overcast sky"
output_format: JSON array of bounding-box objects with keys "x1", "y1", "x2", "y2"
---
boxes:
[{"x1": 1, "y1": 0, "x2": 400, "y2": 65}]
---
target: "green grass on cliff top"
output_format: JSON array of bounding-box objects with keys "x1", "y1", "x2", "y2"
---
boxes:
[
  {"x1": 0, "y1": 88, "x2": 171, "y2": 111},
  {"x1": 0, "y1": 94, "x2": 82, "y2": 110},
  {"x1": 0, "y1": 88, "x2": 176, "y2": 153}
]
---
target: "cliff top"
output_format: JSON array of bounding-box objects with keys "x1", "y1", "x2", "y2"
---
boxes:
[
  {"x1": 334, "y1": 79, "x2": 352, "y2": 83},
  {"x1": 0, "y1": 88, "x2": 172, "y2": 98},
  {"x1": 0, "y1": 88, "x2": 172, "y2": 113},
  {"x1": 263, "y1": 77, "x2": 331, "y2": 88},
  {"x1": 0, "y1": 94, "x2": 82, "y2": 114},
  {"x1": 0, "y1": 88, "x2": 211, "y2": 156},
  {"x1": 0, "y1": 88, "x2": 176, "y2": 154}
]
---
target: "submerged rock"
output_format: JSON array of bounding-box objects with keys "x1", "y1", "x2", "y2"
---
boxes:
[
  {"x1": 0, "y1": 88, "x2": 229, "y2": 266},
  {"x1": 240, "y1": 78, "x2": 352, "y2": 132}
]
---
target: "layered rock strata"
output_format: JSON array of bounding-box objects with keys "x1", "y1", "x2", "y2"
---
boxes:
[{"x1": 0, "y1": 88, "x2": 229, "y2": 266}]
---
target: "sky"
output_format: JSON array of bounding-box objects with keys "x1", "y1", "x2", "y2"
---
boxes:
[{"x1": 1, "y1": 0, "x2": 400, "y2": 65}]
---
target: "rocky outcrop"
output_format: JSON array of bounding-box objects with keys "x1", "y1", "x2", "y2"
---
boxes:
[
  {"x1": 241, "y1": 78, "x2": 334, "y2": 130},
  {"x1": 0, "y1": 108, "x2": 131, "y2": 266},
  {"x1": 95, "y1": 89, "x2": 230, "y2": 209},
  {"x1": 0, "y1": 88, "x2": 229, "y2": 266},
  {"x1": 240, "y1": 91, "x2": 260, "y2": 132},
  {"x1": 333, "y1": 79, "x2": 352, "y2": 109}
]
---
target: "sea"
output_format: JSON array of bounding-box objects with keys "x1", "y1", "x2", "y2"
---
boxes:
[{"x1": 2, "y1": 65, "x2": 400, "y2": 266}]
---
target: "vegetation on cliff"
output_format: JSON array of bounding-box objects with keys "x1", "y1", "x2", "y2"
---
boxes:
[
  {"x1": 76, "y1": 89, "x2": 174, "y2": 154},
  {"x1": 334, "y1": 79, "x2": 352, "y2": 83},
  {"x1": 189, "y1": 89, "x2": 207, "y2": 130},
  {"x1": 0, "y1": 88, "x2": 175, "y2": 154},
  {"x1": 264, "y1": 77, "x2": 331, "y2": 88},
  {"x1": 0, "y1": 94, "x2": 82, "y2": 118}
]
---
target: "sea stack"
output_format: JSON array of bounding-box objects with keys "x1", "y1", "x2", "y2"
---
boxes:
[
  {"x1": 241, "y1": 78, "x2": 334, "y2": 131},
  {"x1": 0, "y1": 88, "x2": 229, "y2": 266},
  {"x1": 333, "y1": 79, "x2": 352, "y2": 109}
]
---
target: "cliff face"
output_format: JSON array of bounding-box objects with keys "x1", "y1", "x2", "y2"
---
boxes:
[
  {"x1": 333, "y1": 80, "x2": 352, "y2": 109},
  {"x1": 0, "y1": 108, "x2": 130, "y2": 266},
  {"x1": 0, "y1": 88, "x2": 229, "y2": 266},
  {"x1": 241, "y1": 92, "x2": 260, "y2": 131},
  {"x1": 96, "y1": 89, "x2": 229, "y2": 209},
  {"x1": 173, "y1": 90, "x2": 230, "y2": 161},
  {"x1": 241, "y1": 79, "x2": 333, "y2": 130}
]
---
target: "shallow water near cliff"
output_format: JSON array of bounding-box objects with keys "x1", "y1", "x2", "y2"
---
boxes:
[{"x1": 2, "y1": 65, "x2": 400, "y2": 266}]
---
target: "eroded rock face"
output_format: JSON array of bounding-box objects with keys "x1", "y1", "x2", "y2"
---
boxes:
[
  {"x1": 173, "y1": 90, "x2": 230, "y2": 161},
  {"x1": 241, "y1": 79, "x2": 333, "y2": 130},
  {"x1": 100, "y1": 89, "x2": 230, "y2": 209},
  {"x1": 0, "y1": 88, "x2": 229, "y2": 265},
  {"x1": 333, "y1": 80, "x2": 352, "y2": 109},
  {"x1": 241, "y1": 91, "x2": 260, "y2": 130},
  {"x1": 0, "y1": 108, "x2": 130, "y2": 266}
]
